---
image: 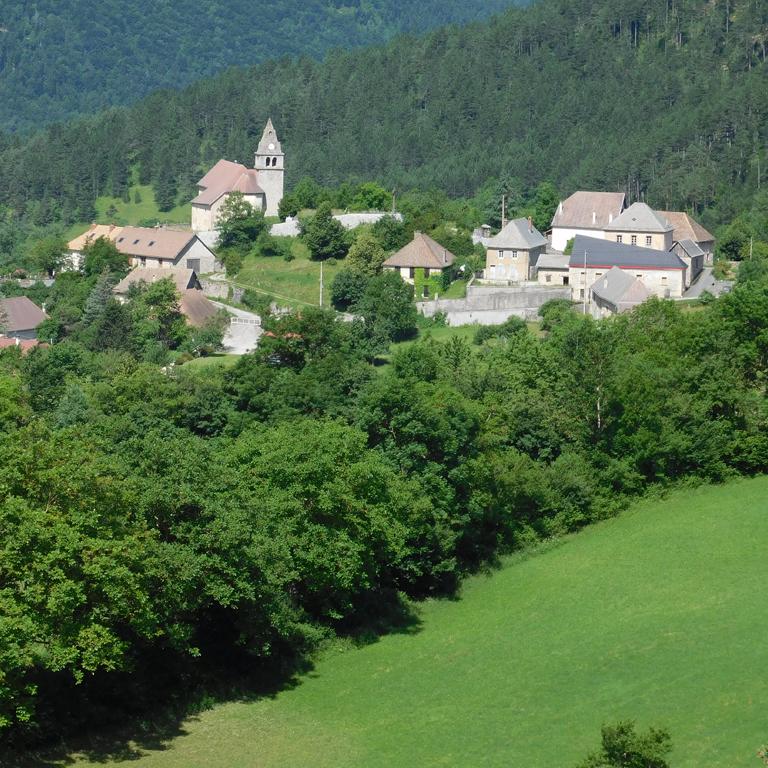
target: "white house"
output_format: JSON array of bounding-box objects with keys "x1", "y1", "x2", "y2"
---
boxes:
[
  {"x1": 549, "y1": 191, "x2": 626, "y2": 252},
  {"x1": 191, "y1": 119, "x2": 285, "y2": 230},
  {"x1": 568, "y1": 235, "x2": 687, "y2": 303}
]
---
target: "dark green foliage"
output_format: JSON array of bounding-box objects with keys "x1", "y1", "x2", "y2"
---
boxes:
[
  {"x1": 355, "y1": 271, "x2": 418, "y2": 343},
  {"x1": 577, "y1": 722, "x2": 672, "y2": 768},
  {"x1": 82, "y1": 237, "x2": 128, "y2": 278},
  {"x1": 0, "y1": 1, "x2": 515, "y2": 131},
  {"x1": 301, "y1": 203, "x2": 350, "y2": 261},
  {"x1": 217, "y1": 192, "x2": 267, "y2": 251},
  {"x1": 331, "y1": 268, "x2": 369, "y2": 311}
]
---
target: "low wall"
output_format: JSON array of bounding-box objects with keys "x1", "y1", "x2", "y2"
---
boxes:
[{"x1": 418, "y1": 284, "x2": 570, "y2": 325}]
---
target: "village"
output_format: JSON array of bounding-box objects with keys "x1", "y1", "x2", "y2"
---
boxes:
[{"x1": 0, "y1": 119, "x2": 729, "y2": 350}]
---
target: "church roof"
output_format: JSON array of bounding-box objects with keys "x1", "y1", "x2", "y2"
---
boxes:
[
  {"x1": 487, "y1": 217, "x2": 547, "y2": 250},
  {"x1": 257, "y1": 118, "x2": 283, "y2": 156},
  {"x1": 383, "y1": 232, "x2": 456, "y2": 270},
  {"x1": 605, "y1": 202, "x2": 673, "y2": 233},
  {"x1": 551, "y1": 191, "x2": 626, "y2": 230},
  {"x1": 193, "y1": 160, "x2": 264, "y2": 206}
]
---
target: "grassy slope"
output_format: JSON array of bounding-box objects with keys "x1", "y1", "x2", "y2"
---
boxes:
[
  {"x1": 64, "y1": 185, "x2": 192, "y2": 242},
  {"x1": 67, "y1": 477, "x2": 768, "y2": 768}
]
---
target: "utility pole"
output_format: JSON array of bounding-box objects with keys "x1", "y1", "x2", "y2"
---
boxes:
[
  {"x1": 583, "y1": 249, "x2": 588, "y2": 315},
  {"x1": 319, "y1": 260, "x2": 324, "y2": 306},
  {"x1": 392, "y1": 188, "x2": 397, "y2": 214},
  {"x1": 501, "y1": 194, "x2": 507, "y2": 229},
  {"x1": 750, "y1": 237, "x2": 754, "y2": 259}
]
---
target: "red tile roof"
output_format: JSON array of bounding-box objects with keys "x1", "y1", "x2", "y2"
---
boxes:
[
  {"x1": 383, "y1": 232, "x2": 456, "y2": 270},
  {"x1": 192, "y1": 160, "x2": 264, "y2": 207}
]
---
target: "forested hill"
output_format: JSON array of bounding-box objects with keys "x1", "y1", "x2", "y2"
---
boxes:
[
  {"x1": 0, "y1": 0, "x2": 518, "y2": 130},
  {"x1": 1, "y1": 0, "x2": 767, "y2": 229}
]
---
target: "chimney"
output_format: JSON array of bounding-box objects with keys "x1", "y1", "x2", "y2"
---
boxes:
[
  {"x1": 592, "y1": 211, "x2": 596, "y2": 225},
  {"x1": 443, "y1": 249, "x2": 448, "y2": 264},
  {"x1": 528, "y1": 216, "x2": 533, "y2": 233},
  {"x1": 558, "y1": 201, "x2": 563, "y2": 214},
  {"x1": 609, "y1": 213, "x2": 613, "y2": 223}
]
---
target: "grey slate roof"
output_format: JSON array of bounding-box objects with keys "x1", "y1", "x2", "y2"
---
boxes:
[
  {"x1": 536, "y1": 252, "x2": 570, "y2": 270},
  {"x1": 676, "y1": 239, "x2": 704, "y2": 258},
  {"x1": 591, "y1": 266, "x2": 650, "y2": 308},
  {"x1": 551, "y1": 191, "x2": 626, "y2": 230},
  {"x1": 569, "y1": 235, "x2": 686, "y2": 270},
  {"x1": 605, "y1": 202, "x2": 673, "y2": 233},
  {"x1": 487, "y1": 217, "x2": 547, "y2": 250}
]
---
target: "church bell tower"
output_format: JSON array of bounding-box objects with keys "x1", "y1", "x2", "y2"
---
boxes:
[{"x1": 255, "y1": 118, "x2": 285, "y2": 218}]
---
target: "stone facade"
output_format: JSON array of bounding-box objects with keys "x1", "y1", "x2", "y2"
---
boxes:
[{"x1": 569, "y1": 264, "x2": 686, "y2": 302}]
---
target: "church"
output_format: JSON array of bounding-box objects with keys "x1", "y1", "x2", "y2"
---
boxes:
[{"x1": 191, "y1": 119, "x2": 285, "y2": 231}]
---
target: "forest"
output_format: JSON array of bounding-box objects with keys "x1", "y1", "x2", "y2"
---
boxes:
[
  {"x1": 3, "y1": 240, "x2": 768, "y2": 747},
  {"x1": 0, "y1": 0, "x2": 517, "y2": 131},
  {"x1": 0, "y1": 0, "x2": 766, "y2": 249}
]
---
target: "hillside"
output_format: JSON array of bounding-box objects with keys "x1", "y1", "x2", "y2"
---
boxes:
[
  {"x1": 52, "y1": 477, "x2": 768, "y2": 768},
  {"x1": 0, "y1": 0, "x2": 517, "y2": 131},
  {"x1": 0, "y1": 0, "x2": 766, "y2": 232}
]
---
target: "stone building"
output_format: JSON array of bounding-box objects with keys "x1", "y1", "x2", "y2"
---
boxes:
[
  {"x1": 568, "y1": 235, "x2": 687, "y2": 303},
  {"x1": 658, "y1": 211, "x2": 716, "y2": 266},
  {"x1": 191, "y1": 119, "x2": 285, "y2": 230},
  {"x1": 589, "y1": 267, "x2": 651, "y2": 318},
  {"x1": 484, "y1": 217, "x2": 547, "y2": 281},
  {"x1": 549, "y1": 191, "x2": 626, "y2": 252},
  {"x1": 604, "y1": 202, "x2": 674, "y2": 252},
  {"x1": 114, "y1": 227, "x2": 219, "y2": 273}
]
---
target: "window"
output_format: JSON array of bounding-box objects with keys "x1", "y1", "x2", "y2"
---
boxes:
[
  {"x1": 148, "y1": 240, "x2": 155, "y2": 247},
  {"x1": 580, "y1": 289, "x2": 585, "y2": 299},
  {"x1": 140, "y1": 257, "x2": 146, "y2": 267},
  {"x1": 596, "y1": 272, "x2": 603, "y2": 278},
  {"x1": 117, "y1": 237, "x2": 125, "y2": 243},
  {"x1": 636, "y1": 274, "x2": 642, "y2": 279},
  {"x1": 616, "y1": 235, "x2": 623, "y2": 243},
  {"x1": 512, "y1": 250, "x2": 518, "y2": 259},
  {"x1": 498, "y1": 250, "x2": 504, "y2": 259},
  {"x1": 423, "y1": 285, "x2": 430, "y2": 298},
  {"x1": 563, "y1": 276, "x2": 569, "y2": 286},
  {"x1": 546, "y1": 274, "x2": 552, "y2": 283},
  {"x1": 645, "y1": 235, "x2": 652, "y2": 246},
  {"x1": 409, "y1": 267, "x2": 415, "y2": 279},
  {"x1": 133, "y1": 239, "x2": 140, "y2": 245},
  {"x1": 424, "y1": 268, "x2": 430, "y2": 278},
  {"x1": 631, "y1": 235, "x2": 637, "y2": 245},
  {"x1": 661, "y1": 276, "x2": 668, "y2": 285}
]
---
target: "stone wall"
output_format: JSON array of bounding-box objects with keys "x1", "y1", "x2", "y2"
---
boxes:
[{"x1": 418, "y1": 283, "x2": 570, "y2": 325}]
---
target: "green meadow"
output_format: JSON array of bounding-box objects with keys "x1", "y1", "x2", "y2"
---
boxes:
[{"x1": 61, "y1": 477, "x2": 768, "y2": 768}]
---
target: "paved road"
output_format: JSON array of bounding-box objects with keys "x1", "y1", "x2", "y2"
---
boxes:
[
  {"x1": 684, "y1": 268, "x2": 715, "y2": 298},
  {"x1": 210, "y1": 301, "x2": 263, "y2": 355}
]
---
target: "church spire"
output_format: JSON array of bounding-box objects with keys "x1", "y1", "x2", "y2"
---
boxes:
[{"x1": 257, "y1": 118, "x2": 282, "y2": 157}]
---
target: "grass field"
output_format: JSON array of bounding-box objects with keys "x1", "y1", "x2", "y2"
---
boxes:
[
  {"x1": 64, "y1": 184, "x2": 191, "y2": 242},
  {"x1": 233, "y1": 241, "x2": 338, "y2": 308},
  {"x1": 59, "y1": 477, "x2": 768, "y2": 768}
]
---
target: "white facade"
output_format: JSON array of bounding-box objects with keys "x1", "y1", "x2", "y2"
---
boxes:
[
  {"x1": 551, "y1": 227, "x2": 606, "y2": 252},
  {"x1": 129, "y1": 238, "x2": 218, "y2": 274}
]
